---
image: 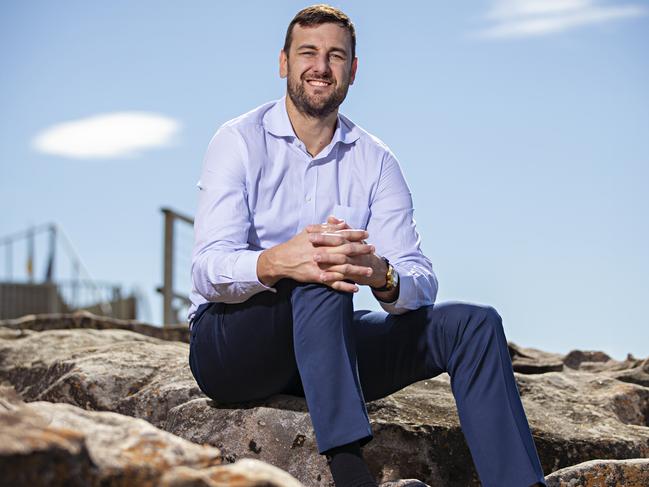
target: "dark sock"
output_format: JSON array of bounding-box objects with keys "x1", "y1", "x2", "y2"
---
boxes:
[{"x1": 324, "y1": 440, "x2": 377, "y2": 487}]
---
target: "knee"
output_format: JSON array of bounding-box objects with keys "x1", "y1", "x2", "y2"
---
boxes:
[
  {"x1": 428, "y1": 302, "x2": 504, "y2": 337},
  {"x1": 469, "y1": 304, "x2": 503, "y2": 335},
  {"x1": 468, "y1": 306, "x2": 507, "y2": 352},
  {"x1": 477, "y1": 303, "x2": 502, "y2": 324},
  {"x1": 292, "y1": 282, "x2": 353, "y2": 303},
  {"x1": 291, "y1": 283, "x2": 353, "y2": 332}
]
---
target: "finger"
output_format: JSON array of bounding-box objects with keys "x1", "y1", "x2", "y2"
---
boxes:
[
  {"x1": 329, "y1": 280, "x2": 359, "y2": 293},
  {"x1": 323, "y1": 242, "x2": 375, "y2": 256},
  {"x1": 318, "y1": 273, "x2": 359, "y2": 293},
  {"x1": 332, "y1": 229, "x2": 369, "y2": 242},
  {"x1": 325, "y1": 221, "x2": 349, "y2": 232},
  {"x1": 308, "y1": 232, "x2": 347, "y2": 247},
  {"x1": 305, "y1": 223, "x2": 330, "y2": 233},
  {"x1": 305, "y1": 223, "x2": 320, "y2": 233},
  {"x1": 320, "y1": 264, "x2": 373, "y2": 279},
  {"x1": 309, "y1": 230, "x2": 370, "y2": 247},
  {"x1": 326, "y1": 215, "x2": 351, "y2": 229},
  {"x1": 313, "y1": 252, "x2": 347, "y2": 265},
  {"x1": 305, "y1": 216, "x2": 353, "y2": 234},
  {"x1": 323, "y1": 217, "x2": 350, "y2": 233}
]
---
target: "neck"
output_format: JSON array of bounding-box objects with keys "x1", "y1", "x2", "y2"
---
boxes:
[{"x1": 285, "y1": 95, "x2": 338, "y2": 157}]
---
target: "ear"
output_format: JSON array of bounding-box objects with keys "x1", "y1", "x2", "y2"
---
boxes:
[
  {"x1": 279, "y1": 49, "x2": 288, "y2": 79},
  {"x1": 349, "y1": 56, "x2": 358, "y2": 85}
]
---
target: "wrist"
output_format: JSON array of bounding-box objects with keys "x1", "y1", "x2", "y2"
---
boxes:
[
  {"x1": 257, "y1": 248, "x2": 281, "y2": 286},
  {"x1": 370, "y1": 256, "x2": 399, "y2": 293},
  {"x1": 369, "y1": 254, "x2": 388, "y2": 289}
]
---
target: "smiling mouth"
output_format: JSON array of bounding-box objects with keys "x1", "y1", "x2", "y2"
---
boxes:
[{"x1": 305, "y1": 79, "x2": 332, "y2": 87}]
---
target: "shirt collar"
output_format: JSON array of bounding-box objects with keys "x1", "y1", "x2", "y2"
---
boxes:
[{"x1": 263, "y1": 96, "x2": 360, "y2": 146}]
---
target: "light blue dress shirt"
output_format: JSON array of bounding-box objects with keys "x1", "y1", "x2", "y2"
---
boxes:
[{"x1": 188, "y1": 97, "x2": 438, "y2": 322}]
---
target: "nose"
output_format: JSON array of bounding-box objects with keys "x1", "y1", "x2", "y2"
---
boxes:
[{"x1": 312, "y1": 52, "x2": 331, "y2": 76}]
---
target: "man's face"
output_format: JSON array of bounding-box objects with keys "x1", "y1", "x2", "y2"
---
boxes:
[{"x1": 280, "y1": 22, "x2": 357, "y2": 118}]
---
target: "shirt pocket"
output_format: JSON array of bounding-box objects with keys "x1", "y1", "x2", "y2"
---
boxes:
[{"x1": 332, "y1": 204, "x2": 370, "y2": 230}]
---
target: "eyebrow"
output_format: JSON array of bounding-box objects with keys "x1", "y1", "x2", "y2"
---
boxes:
[{"x1": 296, "y1": 44, "x2": 348, "y2": 56}]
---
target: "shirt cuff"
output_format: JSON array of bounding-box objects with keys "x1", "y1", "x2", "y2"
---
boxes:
[
  {"x1": 375, "y1": 272, "x2": 414, "y2": 315},
  {"x1": 233, "y1": 250, "x2": 277, "y2": 294}
]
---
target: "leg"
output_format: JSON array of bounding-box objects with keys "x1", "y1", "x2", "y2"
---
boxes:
[
  {"x1": 352, "y1": 302, "x2": 546, "y2": 487},
  {"x1": 189, "y1": 280, "x2": 373, "y2": 453},
  {"x1": 189, "y1": 279, "x2": 302, "y2": 403},
  {"x1": 291, "y1": 282, "x2": 373, "y2": 454},
  {"x1": 189, "y1": 280, "x2": 377, "y2": 487}
]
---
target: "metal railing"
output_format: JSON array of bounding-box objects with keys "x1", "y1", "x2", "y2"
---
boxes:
[
  {"x1": 0, "y1": 223, "x2": 138, "y2": 321},
  {"x1": 0, "y1": 279, "x2": 136, "y2": 320},
  {"x1": 159, "y1": 207, "x2": 194, "y2": 325}
]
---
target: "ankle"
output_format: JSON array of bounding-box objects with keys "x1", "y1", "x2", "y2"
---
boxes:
[{"x1": 324, "y1": 441, "x2": 377, "y2": 487}]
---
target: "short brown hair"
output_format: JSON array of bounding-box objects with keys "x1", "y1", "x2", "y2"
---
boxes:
[{"x1": 283, "y1": 4, "x2": 356, "y2": 61}]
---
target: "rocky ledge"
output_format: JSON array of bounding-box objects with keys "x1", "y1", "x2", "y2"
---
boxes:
[
  {"x1": 0, "y1": 385, "x2": 302, "y2": 487},
  {"x1": 0, "y1": 312, "x2": 647, "y2": 486}
]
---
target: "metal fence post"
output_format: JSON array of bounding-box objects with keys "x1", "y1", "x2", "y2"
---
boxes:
[
  {"x1": 162, "y1": 208, "x2": 175, "y2": 325},
  {"x1": 159, "y1": 207, "x2": 194, "y2": 327}
]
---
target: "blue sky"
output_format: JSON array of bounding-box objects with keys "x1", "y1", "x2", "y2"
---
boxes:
[{"x1": 1, "y1": 1, "x2": 647, "y2": 359}]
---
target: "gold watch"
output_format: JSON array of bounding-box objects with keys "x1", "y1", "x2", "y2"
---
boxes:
[{"x1": 372, "y1": 256, "x2": 399, "y2": 292}]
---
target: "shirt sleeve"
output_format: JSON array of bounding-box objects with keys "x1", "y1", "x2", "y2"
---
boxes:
[
  {"x1": 366, "y1": 151, "x2": 438, "y2": 314},
  {"x1": 191, "y1": 125, "x2": 277, "y2": 304}
]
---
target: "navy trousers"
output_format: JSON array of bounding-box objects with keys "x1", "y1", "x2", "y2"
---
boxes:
[{"x1": 189, "y1": 279, "x2": 546, "y2": 487}]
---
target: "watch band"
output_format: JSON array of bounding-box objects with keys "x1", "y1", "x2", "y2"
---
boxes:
[{"x1": 371, "y1": 256, "x2": 398, "y2": 292}]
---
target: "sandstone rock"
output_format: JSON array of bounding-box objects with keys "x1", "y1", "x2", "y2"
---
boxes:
[
  {"x1": 1, "y1": 319, "x2": 648, "y2": 486},
  {"x1": 544, "y1": 458, "x2": 649, "y2": 487},
  {"x1": 1, "y1": 385, "x2": 307, "y2": 487},
  {"x1": 0, "y1": 384, "x2": 423, "y2": 487},
  {"x1": 514, "y1": 371, "x2": 649, "y2": 473},
  {"x1": 609, "y1": 358, "x2": 649, "y2": 388},
  {"x1": 1, "y1": 385, "x2": 282, "y2": 486},
  {"x1": 563, "y1": 350, "x2": 614, "y2": 369},
  {"x1": 0, "y1": 326, "x2": 474, "y2": 485},
  {"x1": 0, "y1": 386, "x2": 93, "y2": 486},
  {"x1": 161, "y1": 459, "x2": 306, "y2": 487},
  {"x1": 509, "y1": 343, "x2": 564, "y2": 374},
  {"x1": 378, "y1": 481, "x2": 430, "y2": 487},
  {"x1": 563, "y1": 349, "x2": 642, "y2": 373},
  {"x1": 0, "y1": 310, "x2": 190, "y2": 343},
  {"x1": 0, "y1": 327, "x2": 202, "y2": 428}
]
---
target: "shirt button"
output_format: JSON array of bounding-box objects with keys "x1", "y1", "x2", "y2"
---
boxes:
[{"x1": 306, "y1": 196, "x2": 312, "y2": 202}]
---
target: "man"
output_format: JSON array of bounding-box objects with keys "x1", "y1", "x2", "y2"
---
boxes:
[{"x1": 188, "y1": 5, "x2": 546, "y2": 487}]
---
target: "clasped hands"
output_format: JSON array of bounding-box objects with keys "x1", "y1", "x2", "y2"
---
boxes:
[
  {"x1": 305, "y1": 216, "x2": 387, "y2": 293},
  {"x1": 263, "y1": 216, "x2": 388, "y2": 294}
]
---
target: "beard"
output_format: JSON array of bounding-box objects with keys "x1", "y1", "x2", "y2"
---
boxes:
[{"x1": 286, "y1": 68, "x2": 350, "y2": 119}]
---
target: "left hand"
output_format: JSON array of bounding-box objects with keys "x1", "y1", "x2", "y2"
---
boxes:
[{"x1": 306, "y1": 216, "x2": 387, "y2": 288}]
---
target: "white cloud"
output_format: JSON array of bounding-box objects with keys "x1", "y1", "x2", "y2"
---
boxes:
[
  {"x1": 32, "y1": 112, "x2": 181, "y2": 159},
  {"x1": 476, "y1": 0, "x2": 648, "y2": 39}
]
